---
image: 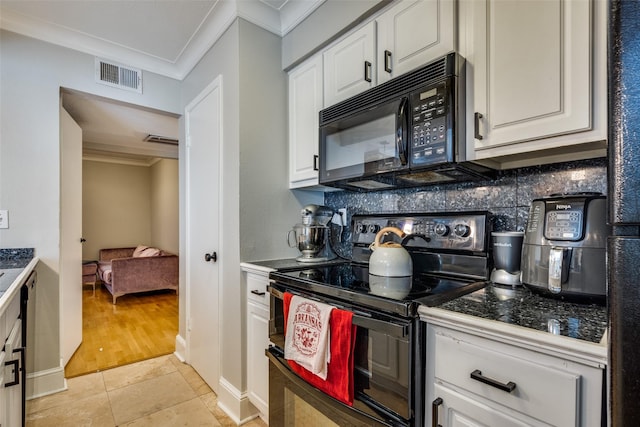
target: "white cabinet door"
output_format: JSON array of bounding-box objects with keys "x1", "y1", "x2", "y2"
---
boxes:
[
  {"x1": 0, "y1": 351, "x2": 6, "y2": 427},
  {"x1": 468, "y1": 0, "x2": 592, "y2": 154},
  {"x1": 247, "y1": 299, "x2": 270, "y2": 418},
  {"x1": 433, "y1": 383, "x2": 538, "y2": 427},
  {"x1": 323, "y1": 21, "x2": 376, "y2": 107},
  {"x1": 377, "y1": 0, "x2": 455, "y2": 84},
  {"x1": 4, "y1": 319, "x2": 22, "y2": 427},
  {"x1": 244, "y1": 269, "x2": 271, "y2": 419},
  {"x1": 289, "y1": 54, "x2": 323, "y2": 188}
]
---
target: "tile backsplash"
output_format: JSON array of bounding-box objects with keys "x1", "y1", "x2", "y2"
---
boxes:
[{"x1": 325, "y1": 158, "x2": 607, "y2": 234}]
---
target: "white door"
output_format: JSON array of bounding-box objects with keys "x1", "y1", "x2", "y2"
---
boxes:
[
  {"x1": 60, "y1": 106, "x2": 83, "y2": 366},
  {"x1": 185, "y1": 77, "x2": 222, "y2": 392}
]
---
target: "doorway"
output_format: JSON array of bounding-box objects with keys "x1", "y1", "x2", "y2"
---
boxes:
[{"x1": 60, "y1": 89, "x2": 180, "y2": 376}]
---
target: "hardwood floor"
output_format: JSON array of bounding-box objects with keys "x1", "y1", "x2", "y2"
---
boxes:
[{"x1": 64, "y1": 284, "x2": 178, "y2": 378}]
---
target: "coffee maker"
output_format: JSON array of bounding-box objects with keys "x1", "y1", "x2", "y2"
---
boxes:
[
  {"x1": 490, "y1": 231, "x2": 524, "y2": 286},
  {"x1": 287, "y1": 204, "x2": 336, "y2": 263},
  {"x1": 521, "y1": 193, "x2": 608, "y2": 303}
]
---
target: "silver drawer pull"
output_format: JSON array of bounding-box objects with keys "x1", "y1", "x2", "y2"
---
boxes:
[{"x1": 470, "y1": 369, "x2": 516, "y2": 393}]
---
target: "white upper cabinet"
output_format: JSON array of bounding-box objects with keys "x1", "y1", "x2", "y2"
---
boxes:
[
  {"x1": 377, "y1": 0, "x2": 456, "y2": 84},
  {"x1": 462, "y1": 0, "x2": 607, "y2": 164},
  {"x1": 323, "y1": 21, "x2": 376, "y2": 107},
  {"x1": 288, "y1": 54, "x2": 323, "y2": 188}
]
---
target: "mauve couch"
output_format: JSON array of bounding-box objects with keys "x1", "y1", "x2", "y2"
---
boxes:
[{"x1": 97, "y1": 246, "x2": 178, "y2": 304}]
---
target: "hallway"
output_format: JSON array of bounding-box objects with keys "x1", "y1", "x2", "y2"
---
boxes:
[{"x1": 28, "y1": 354, "x2": 268, "y2": 426}]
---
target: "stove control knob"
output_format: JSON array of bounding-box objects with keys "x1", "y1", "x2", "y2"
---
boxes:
[
  {"x1": 367, "y1": 224, "x2": 380, "y2": 234},
  {"x1": 354, "y1": 223, "x2": 367, "y2": 234},
  {"x1": 453, "y1": 224, "x2": 471, "y2": 237},
  {"x1": 434, "y1": 223, "x2": 449, "y2": 237}
]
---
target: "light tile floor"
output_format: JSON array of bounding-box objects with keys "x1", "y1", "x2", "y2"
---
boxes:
[{"x1": 26, "y1": 354, "x2": 269, "y2": 427}]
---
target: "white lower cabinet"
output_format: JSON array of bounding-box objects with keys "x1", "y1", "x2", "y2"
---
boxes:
[
  {"x1": 433, "y1": 383, "x2": 536, "y2": 427},
  {"x1": 0, "y1": 350, "x2": 6, "y2": 427},
  {"x1": 242, "y1": 265, "x2": 272, "y2": 422},
  {"x1": 426, "y1": 323, "x2": 604, "y2": 427},
  {"x1": 4, "y1": 319, "x2": 22, "y2": 427}
]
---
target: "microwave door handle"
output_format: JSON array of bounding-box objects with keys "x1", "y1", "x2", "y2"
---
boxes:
[{"x1": 396, "y1": 97, "x2": 409, "y2": 165}]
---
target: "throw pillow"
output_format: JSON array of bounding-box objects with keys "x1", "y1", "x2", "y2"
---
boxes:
[
  {"x1": 133, "y1": 245, "x2": 149, "y2": 257},
  {"x1": 139, "y1": 247, "x2": 161, "y2": 257}
]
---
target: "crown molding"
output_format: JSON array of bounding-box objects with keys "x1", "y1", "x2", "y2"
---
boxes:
[{"x1": 0, "y1": 0, "x2": 324, "y2": 80}]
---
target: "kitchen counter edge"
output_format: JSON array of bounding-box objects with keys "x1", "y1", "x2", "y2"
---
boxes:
[
  {"x1": 0, "y1": 257, "x2": 39, "y2": 314},
  {"x1": 419, "y1": 305, "x2": 607, "y2": 369}
]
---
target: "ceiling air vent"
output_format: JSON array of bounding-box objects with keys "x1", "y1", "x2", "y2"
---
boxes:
[
  {"x1": 144, "y1": 134, "x2": 179, "y2": 145},
  {"x1": 95, "y1": 58, "x2": 142, "y2": 93}
]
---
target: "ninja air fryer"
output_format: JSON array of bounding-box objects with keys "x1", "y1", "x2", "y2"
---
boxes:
[{"x1": 521, "y1": 193, "x2": 609, "y2": 304}]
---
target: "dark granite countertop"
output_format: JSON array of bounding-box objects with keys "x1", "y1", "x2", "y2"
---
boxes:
[
  {"x1": 0, "y1": 248, "x2": 34, "y2": 269},
  {"x1": 0, "y1": 248, "x2": 36, "y2": 303},
  {"x1": 434, "y1": 283, "x2": 608, "y2": 344}
]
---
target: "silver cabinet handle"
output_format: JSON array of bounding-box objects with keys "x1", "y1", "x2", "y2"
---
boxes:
[
  {"x1": 474, "y1": 112, "x2": 484, "y2": 140},
  {"x1": 432, "y1": 397, "x2": 443, "y2": 427},
  {"x1": 364, "y1": 61, "x2": 372, "y2": 82},
  {"x1": 384, "y1": 50, "x2": 392, "y2": 73}
]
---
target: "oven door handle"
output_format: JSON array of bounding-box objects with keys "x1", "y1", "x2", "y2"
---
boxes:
[{"x1": 268, "y1": 284, "x2": 410, "y2": 338}]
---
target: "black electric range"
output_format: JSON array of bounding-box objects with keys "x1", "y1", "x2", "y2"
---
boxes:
[{"x1": 270, "y1": 212, "x2": 493, "y2": 318}]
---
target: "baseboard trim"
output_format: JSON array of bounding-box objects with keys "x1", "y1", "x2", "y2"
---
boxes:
[
  {"x1": 217, "y1": 376, "x2": 259, "y2": 424},
  {"x1": 26, "y1": 365, "x2": 67, "y2": 400},
  {"x1": 174, "y1": 333, "x2": 186, "y2": 362}
]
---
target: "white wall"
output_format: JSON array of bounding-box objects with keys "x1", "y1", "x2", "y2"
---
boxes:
[
  {"x1": 82, "y1": 158, "x2": 179, "y2": 260},
  {"x1": 150, "y1": 159, "x2": 179, "y2": 254},
  {"x1": 82, "y1": 160, "x2": 152, "y2": 260},
  {"x1": 0, "y1": 29, "x2": 181, "y2": 392}
]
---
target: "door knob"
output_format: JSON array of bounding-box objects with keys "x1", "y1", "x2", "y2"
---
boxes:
[{"x1": 204, "y1": 252, "x2": 217, "y2": 262}]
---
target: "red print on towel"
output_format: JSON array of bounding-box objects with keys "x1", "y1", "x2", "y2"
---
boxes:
[
  {"x1": 292, "y1": 301, "x2": 323, "y2": 356},
  {"x1": 283, "y1": 292, "x2": 356, "y2": 406}
]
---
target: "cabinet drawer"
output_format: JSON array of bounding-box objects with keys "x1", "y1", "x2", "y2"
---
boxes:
[
  {"x1": 434, "y1": 330, "x2": 580, "y2": 426},
  {"x1": 246, "y1": 273, "x2": 270, "y2": 306}
]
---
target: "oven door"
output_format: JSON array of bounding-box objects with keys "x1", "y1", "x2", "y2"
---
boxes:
[{"x1": 269, "y1": 281, "x2": 423, "y2": 427}]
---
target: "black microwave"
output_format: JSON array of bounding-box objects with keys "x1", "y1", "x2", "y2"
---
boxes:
[{"x1": 318, "y1": 52, "x2": 493, "y2": 191}]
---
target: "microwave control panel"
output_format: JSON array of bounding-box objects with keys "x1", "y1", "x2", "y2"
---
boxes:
[{"x1": 410, "y1": 81, "x2": 452, "y2": 167}]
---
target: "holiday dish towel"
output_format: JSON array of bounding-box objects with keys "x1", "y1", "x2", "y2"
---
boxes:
[
  {"x1": 284, "y1": 294, "x2": 334, "y2": 379},
  {"x1": 283, "y1": 292, "x2": 357, "y2": 406}
]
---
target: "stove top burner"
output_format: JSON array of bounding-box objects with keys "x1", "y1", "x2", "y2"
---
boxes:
[
  {"x1": 295, "y1": 264, "x2": 442, "y2": 297},
  {"x1": 273, "y1": 262, "x2": 488, "y2": 317}
]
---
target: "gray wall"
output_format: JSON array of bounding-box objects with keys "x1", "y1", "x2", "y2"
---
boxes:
[
  {"x1": 0, "y1": 29, "x2": 180, "y2": 384},
  {"x1": 281, "y1": 0, "x2": 388, "y2": 69},
  {"x1": 238, "y1": 19, "x2": 319, "y2": 262},
  {"x1": 180, "y1": 17, "x2": 315, "y2": 408},
  {"x1": 180, "y1": 18, "x2": 242, "y2": 399}
]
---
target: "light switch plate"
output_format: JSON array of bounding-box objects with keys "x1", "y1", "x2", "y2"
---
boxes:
[{"x1": 0, "y1": 210, "x2": 8, "y2": 229}]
